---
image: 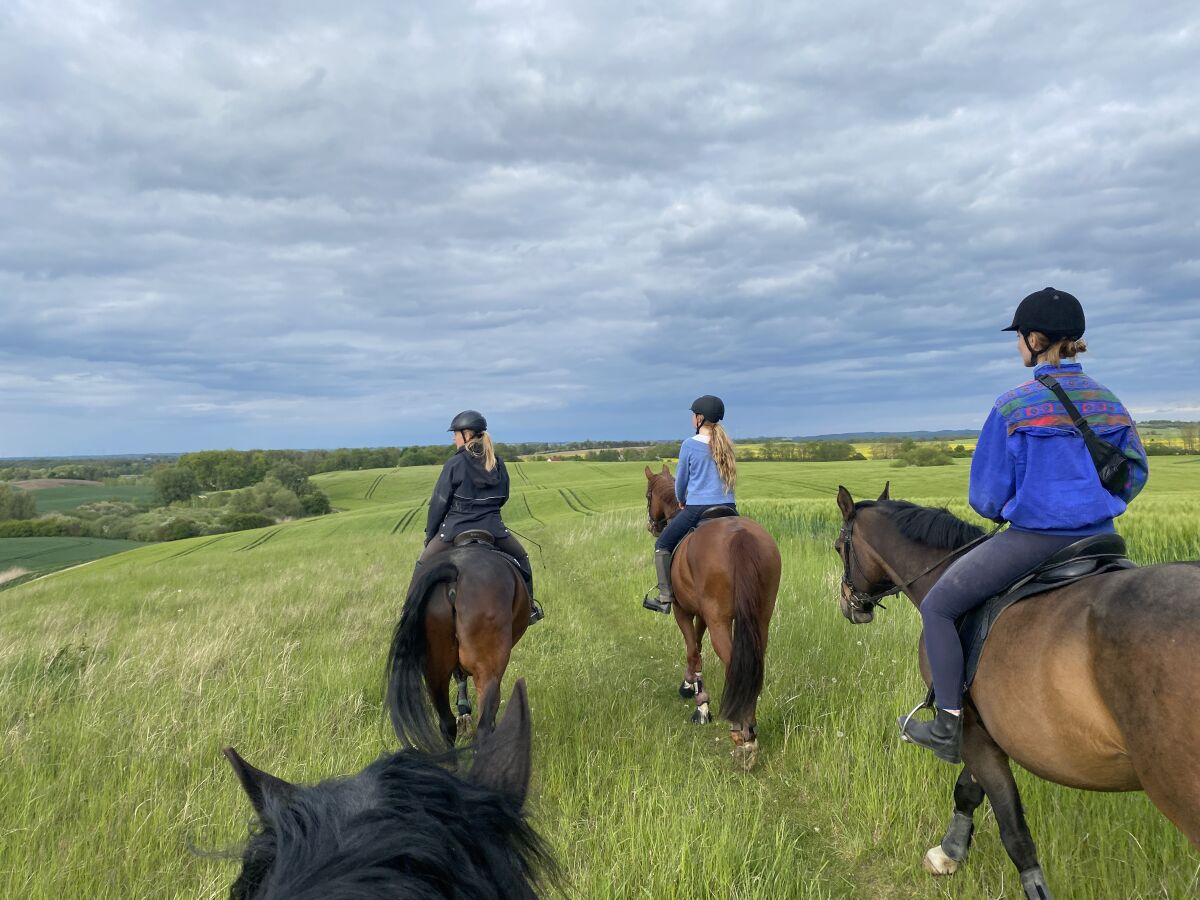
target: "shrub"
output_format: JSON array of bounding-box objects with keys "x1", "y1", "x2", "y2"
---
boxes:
[{"x1": 223, "y1": 512, "x2": 274, "y2": 532}]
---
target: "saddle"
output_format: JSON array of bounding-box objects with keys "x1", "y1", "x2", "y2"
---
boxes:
[
  {"x1": 956, "y1": 533, "x2": 1136, "y2": 691},
  {"x1": 453, "y1": 530, "x2": 495, "y2": 547},
  {"x1": 670, "y1": 506, "x2": 739, "y2": 564},
  {"x1": 451, "y1": 530, "x2": 524, "y2": 577}
]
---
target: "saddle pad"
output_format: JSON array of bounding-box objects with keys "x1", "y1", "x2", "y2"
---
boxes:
[{"x1": 958, "y1": 559, "x2": 1137, "y2": 690}]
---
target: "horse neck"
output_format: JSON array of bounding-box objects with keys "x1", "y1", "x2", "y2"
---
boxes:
[
  {"x1": 863, "y1": 522, "x2": 957, "y2": 608},
  {"x1": 656, "y1": 479, "x2": 680, "y2": 518}
]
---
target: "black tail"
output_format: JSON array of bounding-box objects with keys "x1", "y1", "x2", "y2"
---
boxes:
[
  {"x1": 721, "y1": 530, "x2": 768, "y2": 726},
  {"x1": 386, "y1": 559, "x2": 459, "y2": 752}
]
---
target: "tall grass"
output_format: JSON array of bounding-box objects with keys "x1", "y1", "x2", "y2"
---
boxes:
[{"x1": 1, "y1": 458, "x2": 1197, "y2": 897}]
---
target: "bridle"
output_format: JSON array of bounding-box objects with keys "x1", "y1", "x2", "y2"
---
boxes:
[
  {"x1": 838, "y1": 514, "x2": 1000, "y2": 615},
  {"x1": 645, "y1": 478, "x2": 677, "y2": 536}
]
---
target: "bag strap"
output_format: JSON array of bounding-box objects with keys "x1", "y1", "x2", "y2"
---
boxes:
[{"x1": 1035, "y1": 373, "x2": 1101, "y2": 441}]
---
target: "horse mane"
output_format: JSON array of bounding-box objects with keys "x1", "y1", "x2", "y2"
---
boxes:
[
  {"x1": 858, "y1": 499, "x2": 984, "y2": 550},
  {"x1": 230, "y1": 748, "x2": 555, "y2": 900}
]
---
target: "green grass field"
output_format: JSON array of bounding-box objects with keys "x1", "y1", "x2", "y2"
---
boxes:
[
  {"x1": 3, "y1": 457, "x2": 1199, "y2": 898},
  {"x1": 0, "y1": 537, "x2": 146, "y2": 589},
  {"x1": 19, "y1": 481, "x2": 154, "y2": 514}
]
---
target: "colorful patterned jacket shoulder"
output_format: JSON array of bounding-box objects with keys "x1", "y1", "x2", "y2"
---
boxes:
[{"x1": 994, "y1": 368, "x2": 1134, "y2": 436}]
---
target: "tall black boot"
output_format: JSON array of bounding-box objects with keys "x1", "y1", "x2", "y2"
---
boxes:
[
  {"x1": 898, "y1": 708, "x2": 963, "y2": 764},
  {"x1": 643, "y1": 549, "x2": 674, "y2": 614},
  {"x1": 517, "y1": 557, "x2": 543, "y2": 624}
]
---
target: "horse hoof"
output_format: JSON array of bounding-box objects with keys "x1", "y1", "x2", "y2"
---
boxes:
[
  {"x1": 679, "y1": 680, "x2": 696, "y2": 699},
  {"x1": 731, "y1": 739, "x2": 759, "y2": 771},
  {"x1": 923, "y1": 845, "x2": 959, "y2": 876},
  {"x1": 690, "y1": 702, "x2": 712, "y2": 725},
  {"x1": 455, "y1": 714, "x2": 474, "y2": 741}
]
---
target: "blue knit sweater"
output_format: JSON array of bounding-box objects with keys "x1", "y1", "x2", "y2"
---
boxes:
[{"x1": 675, "y1": 435, "x2": 736, "y2": 506}]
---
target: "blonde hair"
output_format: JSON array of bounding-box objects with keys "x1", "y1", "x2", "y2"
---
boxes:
[
  {"x1": 1029, "y1": 331, "x2": 1089, "y2": 366},
  {"x1": 464, "y1": 431, "x2": 497, "y2": 472},
  {"x1": 707, "y1": 423, "x2": 737, "y2": 493}
]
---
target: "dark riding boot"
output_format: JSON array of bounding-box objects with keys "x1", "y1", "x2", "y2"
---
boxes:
[
  {"x1": 643, "y1": 549, "x2": 674, "y2": 614},
  {"x1": 516, "y1": 558, "x2": 543, "y2": 625},
  {"x1": 898, "y1": 708, "x2": 963, "y2": 764}
]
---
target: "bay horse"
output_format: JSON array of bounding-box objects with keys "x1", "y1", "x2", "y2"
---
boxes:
[
  {"x1": 834, "y1": 484, "x2": 1200, "y2": 899},
  {"x1": 224, "y1": 680, "x2": 556, "y2": 899},
  {"x1": 644, "y1": 465, "x2": 781, "y2": 769},
  {"x1": 387, "y1": 540, "x2": 531, "y2": 752}
]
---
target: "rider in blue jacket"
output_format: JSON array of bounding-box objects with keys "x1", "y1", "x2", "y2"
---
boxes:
[
  {"x1": 899, "y1": 288, "x2": 1148, "y2": 763},
  {"x1": 643, "y1": 395, "x2": 738, "y2": 613}
]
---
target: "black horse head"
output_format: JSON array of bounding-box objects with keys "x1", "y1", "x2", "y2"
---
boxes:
[{"x1": 225, "y1": 680, "x2": 554, "y2": 899}]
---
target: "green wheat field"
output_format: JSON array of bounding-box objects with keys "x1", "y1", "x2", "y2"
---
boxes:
[{"x1": 3, "y1": 458, "x2": 1200, "y2": 898}]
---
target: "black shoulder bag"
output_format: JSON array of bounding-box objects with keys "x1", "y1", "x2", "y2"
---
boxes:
[{"x1": 1035, "y1": 373, "x2": 1130, "y2": 494}]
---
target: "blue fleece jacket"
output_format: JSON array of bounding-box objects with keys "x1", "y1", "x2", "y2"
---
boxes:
[
  {"x1": 675, "y1": 435, "x2": 736, "y2": 506},
  {"x1": 969, "y1": 363, "x2": 1149, "y2": 537}
]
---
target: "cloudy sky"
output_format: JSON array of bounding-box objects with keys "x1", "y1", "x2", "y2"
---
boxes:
[{"x1": 2, "y1": 1, "x2": 1198, "y2": 456}]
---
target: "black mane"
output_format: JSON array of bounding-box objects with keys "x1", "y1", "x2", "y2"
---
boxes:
[
  {"x1": 230, "y1": 748, "x2": 555, "y2": 900},
  {"x1": 857, "y1": 499, "x2": 984, "y2": 550}
]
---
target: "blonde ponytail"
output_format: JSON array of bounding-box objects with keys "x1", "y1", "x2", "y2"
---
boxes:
[
  {"x1": 466, "y1": 432, "x2": 497, "y2": 472},
  {"x1": 708, "y1": 423, "x2": 737, "y2": 493}
]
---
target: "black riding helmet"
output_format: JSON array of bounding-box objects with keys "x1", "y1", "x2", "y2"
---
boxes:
[
  {"x1": 690, "y1": 395, "x2": 725, "y2": 424},
  {"x1": 1003, "y1": 287, "x2": 1086, "y2": 340},
  {"x1": 448, "y1": 410, "x2": 487, "y2": 434}
]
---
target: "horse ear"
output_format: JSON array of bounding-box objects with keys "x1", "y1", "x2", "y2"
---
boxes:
[
  {"x1": 224, "y1": 747, "x2": 295, "y2": 816},
  {"x1": 878, "y1": 481, "x2": 890, "y2": 501},
  {"x1": 837, "y1": 485, "x2": 855, "y2": 521},
  {"x1": 645, "y1": 466, "x2": 654, "y2": 480},
  {"x1": 660, "y1": 464, "x2": 670, "y2": 476},
  {"x1": 469, "y1": 679, "x2": 533, "y2": 806}
]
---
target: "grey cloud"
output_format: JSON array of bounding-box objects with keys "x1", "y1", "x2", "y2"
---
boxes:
[{"x1": 1, "y1": 1, "x2": 1198, "y2": 455}]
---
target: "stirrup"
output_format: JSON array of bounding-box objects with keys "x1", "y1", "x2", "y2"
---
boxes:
[
  {"x1": 642, "y1": 591, "x2": 672, "y2": 614},
  {"x1": 528, "y1": 599, "x2": 544, "y2": 624}
]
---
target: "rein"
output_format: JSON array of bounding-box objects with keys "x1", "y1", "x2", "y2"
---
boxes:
[{"x1": 839, "y1": 516, "x2": 1002, "y2": 614}]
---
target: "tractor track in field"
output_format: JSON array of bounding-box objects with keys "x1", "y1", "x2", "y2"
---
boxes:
[
  {"x1": 391, "y1": 501, "x2": 427, "y2": 535},
  {"x1": 558, "y1": 488, "x2": 594, "y2": 516},
  {"x1": 568, "y1": 488, "x2": 601, "y2": 513},
  {"x1": 520, "y1": 494, "x2": 544, "y2": 525},
  {"x1": 363, "y1": 473, "x2": 388, "y2": 500},
  {"x1": 746, "y1": 472, "x2": 839, "y2": 497},
  {"x1": 168, "y1": 535, "x2": 228, "y2": 559},
  {"x1": 236, "y1": 528, "x2": 282, "y2": 552},
  {"x1": 512, "y1": 463, "x2": 532, "y2": 485},
  {"x1": 11, "y1": 539, "x2": 94, "y2": 561}
]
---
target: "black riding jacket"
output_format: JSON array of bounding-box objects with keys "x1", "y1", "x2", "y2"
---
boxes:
[{"x1": 425, "y1": 448, "x2": 511, "y2": 544}]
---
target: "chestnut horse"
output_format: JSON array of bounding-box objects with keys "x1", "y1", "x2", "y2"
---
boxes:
[
  {"x1": 387, "y1": 543, "x2": 530, "y2": 752},
  {"x1": 644, "y1": 465, "x2": 781, "y2": 768},
  {"x1": 835, "y1": 484, "x2": 1200, "y2": 899}
]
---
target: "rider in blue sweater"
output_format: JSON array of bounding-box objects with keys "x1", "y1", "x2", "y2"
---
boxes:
[
  {"x1": 643, "y1": 395, "x2": 738, "y2": 613},
  {"x1": 899, "y1": 288, "x2": 1148, "y2": 763}
]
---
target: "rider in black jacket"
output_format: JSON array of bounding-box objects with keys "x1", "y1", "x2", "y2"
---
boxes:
[{"x1": 415, "y1": 410, "x2": 543, "y2": 624}]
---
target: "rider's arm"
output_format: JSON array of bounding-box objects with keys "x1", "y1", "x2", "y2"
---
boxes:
[
  {"x1": 674, "y1": 440, "x2": 691, "y2": 505},
  {"x1": 1111, "y1": 422, "x2": 1150, "y2": 503},
  {"x1": 495, "y1": 459, "x2": 511, "y2": 508},
  {"x1": 968, "y1": 406, "x2": 1015, "y2": 523},
  {"x1": 424, "y1": 458, "x2": 457, "y2": 544}
]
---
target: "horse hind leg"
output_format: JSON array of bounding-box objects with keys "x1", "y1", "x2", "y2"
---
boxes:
[
  {"x1": 454, "y1": 668, "x2": 474, "y2": 740},
  {"x1": 924, "y1": 765, "x2": 984, "y2": 876}
]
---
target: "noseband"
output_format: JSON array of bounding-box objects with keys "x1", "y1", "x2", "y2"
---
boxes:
[
  {"x1": 838, "y1": 515, "x2": 1001, "y2": 615},
  {"x1": 838, "y1": 518, "x2": 897, "y2": 614}
]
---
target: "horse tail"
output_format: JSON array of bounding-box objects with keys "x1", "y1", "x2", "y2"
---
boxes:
[
  {"x1": 721, "y1": 528, "x2": 768, "y2": 725},
  {"x1": 386, "y1": 558, "x2": 459, "y2": 752}
]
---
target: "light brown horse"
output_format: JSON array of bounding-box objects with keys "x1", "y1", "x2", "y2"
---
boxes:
[
  {"x1": 835, "y1": 484, "x2": 1200, "y2": 899},
  {"x1": 645, "y1": 465, "x2": 781, "y2": 768},
  {"x1": 387, "y1": 544, "x2": 530, "y2": 752}
]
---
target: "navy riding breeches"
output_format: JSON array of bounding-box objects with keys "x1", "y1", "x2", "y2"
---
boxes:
[{"x1": 921, "y1": 528, "x2": 1083, "y2": 710}]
